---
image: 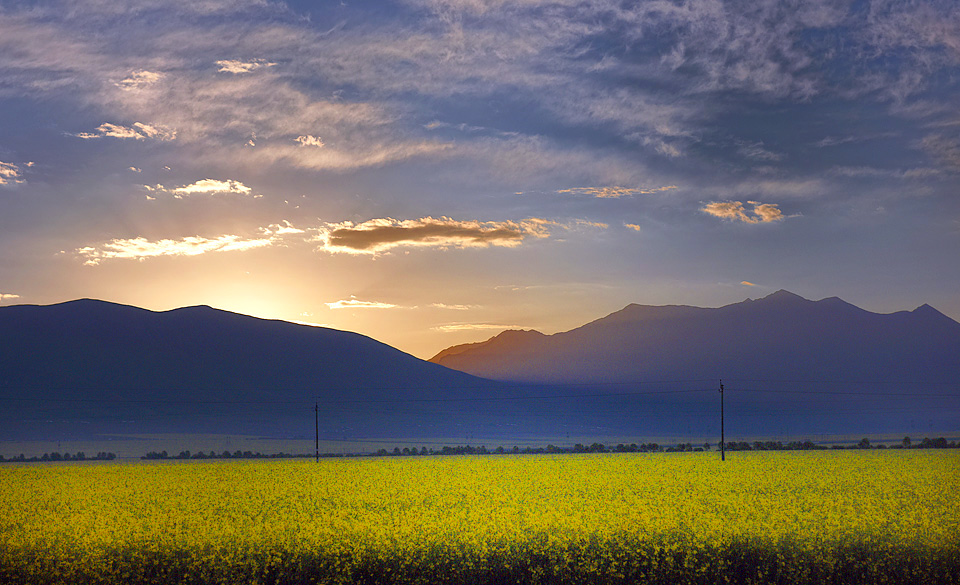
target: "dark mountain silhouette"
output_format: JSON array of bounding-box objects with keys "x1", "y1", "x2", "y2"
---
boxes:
[
  {"x1": 3, "y1": 294, "x2": 957, "y2": 443},
  {"x1": 0, "y1": 299, "x2": 519, "y2": 441},
  {"x1": 431, "y1": 290, "x2": 960, "y2": 384},
  {"x1": 430, "y1": 291, "x2": 960, "y2": 436}
]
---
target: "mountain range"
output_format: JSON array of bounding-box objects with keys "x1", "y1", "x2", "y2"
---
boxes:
[
  {"x1": 429, "y1": 290, "x2": 960, "y2": 437},
  {"x1": 2, "y1": 292, "x2": 958, "y2": 443},
  {"x1": 430, "y1": 289, "x2": 960, "y2": 386},
  {"x1": 0, "y1": 299, "x2": 513, "y2": 441}
]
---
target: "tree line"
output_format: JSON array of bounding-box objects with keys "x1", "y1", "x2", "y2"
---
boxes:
[
  {"x1": 140, "y1": 450, "x2": 340, "y2": 460},
  {"x1": 0, "y1": 451, "x2": 116, "y2": 463},
  {"x1": 373, "y1": 436, "x2": 960, "y2": 457},
  {"x1": 4, "y1": 436, "x2": 955, "y2": 463}
]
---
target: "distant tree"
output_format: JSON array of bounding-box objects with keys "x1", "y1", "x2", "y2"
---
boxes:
[
  {"x1": 902, "y1": 436, "x2": 912, "y2": 448},
  {"x1": 392, "y1": 447, "x2": 401, "y2": 456},
  {"x1": 703, "y1": 442, "x2": 711, "y2": 451},
  {"x1": 858, "y1": 438, "x2": 871, "y2": 449}
]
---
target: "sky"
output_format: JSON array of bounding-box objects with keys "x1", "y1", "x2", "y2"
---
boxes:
[{"x1": 0, "y1": 0, "x2": 958, "y2": 359}]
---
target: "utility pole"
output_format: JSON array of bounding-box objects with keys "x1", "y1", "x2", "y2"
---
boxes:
[
  {"x1": 719, "y1": 380, "x2": 725, "y2": 462},
  {"x1": 315, "y1": 401, "x2": 319, "y2": 463}
]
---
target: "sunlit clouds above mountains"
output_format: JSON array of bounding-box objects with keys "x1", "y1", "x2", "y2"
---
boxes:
[{"x1": 0, "y1": 0, "x2": 958, "y2": 357}]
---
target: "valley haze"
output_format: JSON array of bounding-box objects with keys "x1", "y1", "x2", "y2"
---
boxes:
[{"x1": 1, "y1": 291, "x2": 957, "y2": 449}]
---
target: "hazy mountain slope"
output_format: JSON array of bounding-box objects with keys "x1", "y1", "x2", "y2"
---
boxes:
[
  {"x1": 431, "y1": 290, "x2": 960, "y2": 386},
  {"x1": 0, "y1": 299, "x2": 509, "y2": 440}
]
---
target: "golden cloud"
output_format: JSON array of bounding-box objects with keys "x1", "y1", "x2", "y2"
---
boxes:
[
  {"x1": 75, "y1": 222, "x2": 302, "y2": 265},
  {"x1": 432, "y1": 323, "x2": 523, "y2": 332},
  {"x1": 317, "y1": 216, "x2": 555, "y2": 254},
  {"x1": 295, "y1": 135, "x2": 325, "y2": 147},
  {"x1": 0, "y1": 161, "x2": 24, "y2": 185},
  {"x1": 701, "y1": 200, "x2": 784, "y2": 224},
  {"x1": 144, "y1": 178, "x2": 254, "y2": 198},
  {"x1": 325, "y1": 297, "x2": 398, "y2": 310},
  {"x1": 76, "y1": 234, "x2": 274, "y2": 265},
  {"x1": 75, "y1": 122, "x2": 176, "y2": 140}
]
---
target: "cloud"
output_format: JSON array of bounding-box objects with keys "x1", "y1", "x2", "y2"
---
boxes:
[
  {"x1": 75, "y1": 221, "x2": 303, "y2": 265},
  {"x1": 737, "y1": 141, "x2": 783, "y2": 162},
  {"x1": 431, "y1": 303, "x2": 476, "y2": 310},
  {"x1": 432, "y1": 323, "x2": 523, "y2": 332},
  {"x1": 116, "y1": 70, "x2": 163, "y2": 91},
  {"x1": 316, "y1": 216, "x2": 555, "y2": 255},
  {"x1": 75, "y1": 234, "x2": 275, "y2": 265},
  {"x1": 215, "y1": 59, "x2": 277, "y2": 74},
  {"x1": 556, "y1": 185, "x2": 678, "y2": 198},
  {"x1": 701, "y1": 201, "x2": 785, "y2": 224},
  {"x1": 813, "y1": 136, "x2": 858, "y2": 148},
  {"x1": 624, "y1": 223, "x2": 642, "y2": 232},
  {"x1": 260, "y1": 220, "x2": 304, "y2": 236},
  {"x1": 740, "y1": 281, "x2": 757, "y2": 287},
  {"x1": 128, "y1": 166, "x2": 142, "y2": 173},
  {"x1": 919, "y1": 134, "x2": 960, "y2": 171},
  {"x1": 830, "y1": 166, "x2": 943, "y2": 179},
  {"x1": 325, "y1": 297, "x2": 398, "y2": 310},
  {"x1": 0, "y1": 161, "x2": 25, "y2": 185},
  {"x1": 145, "y1": 178, "x2": 254, "y2": 197},
  {"x1": 75, "y1": 122, "x2": 176, "y2": 141},
  {"x1": 0, "y1": 293, "x2": 21, "y2": 302},
  {"x1": 573, "y1": 220, "x2": 609, "y2": 230},
  {"x1": 294, "y1": 135, "x2": 325, "y2": 147}
]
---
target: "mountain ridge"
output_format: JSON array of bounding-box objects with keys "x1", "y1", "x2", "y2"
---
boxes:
[
  {"x1": 0, "y1": 298, "x2": 515, "y2": 441},
  {"x1": 429, "y1": 290, "x2": 960, "y2": 385}
]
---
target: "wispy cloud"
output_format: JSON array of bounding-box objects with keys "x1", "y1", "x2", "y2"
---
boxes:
[
  {"x1": 432, "y1": 323, "x2": 523, "y2": 332},
  {"x1": 115, "y1": 70, "x2": 163, "y2": 91},
  {"x1": 76, "y1": 234, "x2": 274, "y2": 265},
  {"x1": 75, "y1": 221, "x2": 302, "y2": 265},
  {"x1": 75, "y1": 122, "x2": 176, "y2": 140},
  {"x1": 144, "y1": 178, "x2": 254, "y2": 198},
  {"x1": 556, "y1": 185, "x2": 678, "y2": 198},
  {"x1": 325, "y1": 297, "x2": 398, "y2": 310},
  {"x1": 741, "y1": 281, "x2": 757, "y2": 287},
  {"x1": 624, "y1": 223, "x2": 642, "y2": 232},
  {"x1": 919, "y1": 134, "x2": 960, "y2": 171},
  {"x1": 216, "y1": 59, "x2": 277, "y2": 74},
  {"x1": 316, "y1": 216, "x2": 555, "y2": 255},
  {"x1": 0, "y1": 161, "x2": 25, "y2": 185},
  {"x1": 702, "y1": 201, "x2": 786, "y2": 224},
  {"x1": 431, "y1": 303, "x2": 476, "y2": 310},
  {"x1": 830, "y1": 166, "x2": 943, "y2": 179},
  {"x1": 737, "y1": 141, "x2": 783, "y2": 162},
  {"x1": 0, "y1": 292, "x2": 21, "y2": 302}
]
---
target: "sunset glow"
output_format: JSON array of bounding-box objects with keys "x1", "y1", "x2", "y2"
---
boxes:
[{"x1": 0, "y1": 0, "x2": 958, "y2": 358}]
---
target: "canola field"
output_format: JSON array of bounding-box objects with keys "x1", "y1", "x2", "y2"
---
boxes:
[{"x1": 1, "y1": 450, "x2": 958, "y2": 585}]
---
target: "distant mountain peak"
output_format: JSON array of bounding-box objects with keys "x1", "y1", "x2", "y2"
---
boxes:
[{"x1": 758, "y1": 289, "x2": 808, "y2": 303}]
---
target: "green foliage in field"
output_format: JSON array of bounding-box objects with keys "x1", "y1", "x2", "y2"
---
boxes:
[{"x1": 1, "y1": 451, "x2": 958, "y2": 584}]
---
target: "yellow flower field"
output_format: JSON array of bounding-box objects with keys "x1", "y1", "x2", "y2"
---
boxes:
[{"x1": 1, "y1": 450, "x2": 958, "y2": 584}]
